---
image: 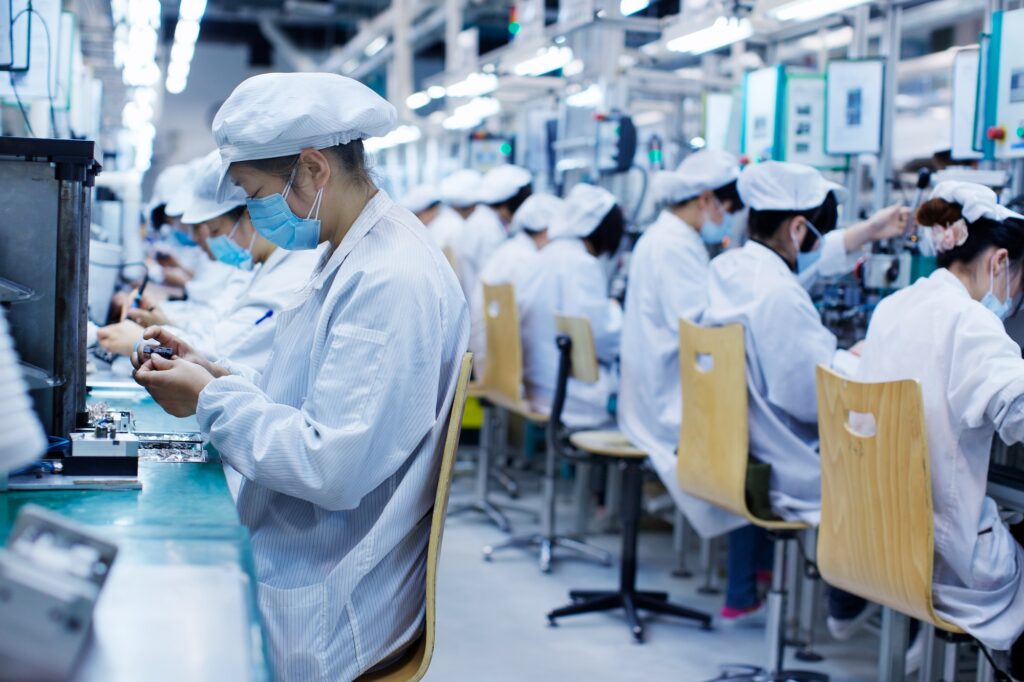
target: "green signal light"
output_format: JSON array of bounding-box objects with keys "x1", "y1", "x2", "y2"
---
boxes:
[
  {"x1": 508, "y1": 22, "x2": 521, "y2": 35},
  {"x1": 1017, "y1": 126, "x2": 1024, "y2": 139},
  {"x1": 648, "y1": 149, "x2": 662, "y2": 162},
  {"x1": 500, "y1": 142, "x2": 512, "y2": 156}
]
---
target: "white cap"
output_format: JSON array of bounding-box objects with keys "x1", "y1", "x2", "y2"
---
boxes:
[
  {"x1": 181, "y1": 150, "x2": 247, "y2": 225},
  {"x1": 738, "y1": 161, "x2": 846, "y2": 212},
  {"x1": 164, "y1": 156, "x2": 209, "y2": 218},
  {"x1": 929, "y1": 181, "x2": 1024, "y2": 224},
  {"x1": 146, "y1": 163, "x2": 191, "y2": 216},
  {"x1": 401, "y1": 184, "x2": 441, "y2": 214},
  {"x1": 440, "y1": 170, "x2": 483, "y2": 209},
  {"x1": 511, "y1": 194, "x2": 564, "y2": 234},
  {"x1": 477, "y1": 164, "x2": 532, "y2": 205},
  {"x1": 652, "y1": 149, "x2": 739, "y2": 205},
  {"x1": 549, "y1": 184, "x2": 617, "y2": 240},
  {"x1": 212, "y1": 72, "x2": 397, "y2": 200}
]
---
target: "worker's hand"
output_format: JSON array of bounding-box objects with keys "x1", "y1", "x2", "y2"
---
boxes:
[
  {"x1": 133, "y1": 355, "x2": 214, "y2": 418},
  {"x1": 131, "y1": 326, "x2": 199, "y2": 369},
  {"x1": 161, "y1": 267, "x2": 192, "y2": 289},
  {"x1": 154, "y1": 250, "x2": 181, "y2": 269},
  {"x1": 96, "y1": 320, "x2": 145, "y2": 356},
  {"x1": 865, "y1": 204, "x2": 911, "y2": 241},
  {"x1": 125, "y1": 302, "x2": 169, "y2": 328}
]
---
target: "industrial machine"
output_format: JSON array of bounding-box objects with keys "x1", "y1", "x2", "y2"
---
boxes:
[{"x1": 0, "y1": 505, "x2": 118, "y2": 682}]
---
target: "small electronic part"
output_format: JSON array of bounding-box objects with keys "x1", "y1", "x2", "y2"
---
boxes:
[
  {"x1": 141, "y1": 345, "x2": 175, "y2": 360},
  {"x1": 136, "y1": 432, "x2": 207, "y2": 463},
  {"x1": 0, "y1": 505, "x2": 118, "y2": 680}
]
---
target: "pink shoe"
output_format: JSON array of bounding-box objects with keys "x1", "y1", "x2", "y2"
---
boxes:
[{"x1": 719, "y1": 602, "x2": 766, "y2": 628}]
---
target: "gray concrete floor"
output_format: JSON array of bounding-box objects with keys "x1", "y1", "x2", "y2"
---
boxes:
[{"x1": 426, "y1": 472, "x2": 882, "y2": 682}]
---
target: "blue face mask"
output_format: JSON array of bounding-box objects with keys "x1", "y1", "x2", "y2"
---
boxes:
[
  {"x1": 981, "y1": 259, "x2": 1012, "y2": 320},
  {"x1": 245, "y1": 167, "x2": 324, "y2": 251},
  {"x1": 208, "y1": 219, "x2": 256, "y2": 270},
  {"x1": 700, "y1": 207, "x2": 733, "y2": 245},
  {"x1": 172, "y1": 228, "x2": 197, "y2": 247},
  {"x1": 791, "y1": 219, "x2": 824, "y2": 274}
]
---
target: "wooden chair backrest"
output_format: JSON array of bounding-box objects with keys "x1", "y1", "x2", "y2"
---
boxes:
[
  {"x1": 554, "y1": 315, "x2": 600, "y2": 384},
  {"x1": 481, "y1": 283, "x2": 524, "y2": 403},
  {"x1": 676, "y1": 319, "x2": 753, "y2": 520},
  {"x1": 815, "y1": 365, "x2": 960, "y2": 631},
  {"x1": 356, "y1": 352, "x2": 474, "y2": 681}
]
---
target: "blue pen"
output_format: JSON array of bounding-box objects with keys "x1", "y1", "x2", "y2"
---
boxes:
[{"x1": 254, "y1": 309, "x2": 274, "y2": 326}]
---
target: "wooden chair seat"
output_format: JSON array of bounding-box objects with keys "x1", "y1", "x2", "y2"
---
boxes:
[
  {"x1": 569, "y1": 430, "x2": 646, "y2": 459},
  {"x1": 475, "y1": 388, "x2": 549, "y2": 424}
]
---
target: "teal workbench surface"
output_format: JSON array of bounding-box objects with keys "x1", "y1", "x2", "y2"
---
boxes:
[{"x1": 1, "y1": 383, "x2": 272, "y2": 682}]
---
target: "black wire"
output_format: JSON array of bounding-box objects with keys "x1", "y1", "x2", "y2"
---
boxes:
[
  {"x1": 977, "y1": 642, "x2": 1013, "y2": 682},
  {"x1": 89, "y1": 260, "x2": 147, "y2": 269},
  {"x1": 10, "y1": 5, "x2": 58, "y2": 137},
  {"x1": 8, "y1": 72, "x2": 34, "y2": 135}
]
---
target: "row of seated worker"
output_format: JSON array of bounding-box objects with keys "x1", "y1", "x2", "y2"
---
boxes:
[
  {"x1": 94, "y1": 150, "x2": 323, "y2": 381},
  {"x1": 411, "y1": 155, "x2": 1024, "y2": 678}
]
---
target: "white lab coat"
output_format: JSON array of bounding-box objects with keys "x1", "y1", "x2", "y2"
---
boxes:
[
  {"x1": 0, "y1": 309, "x2": 46, "y2": 474},
  {"x1": 168, "y1": 247, "x2": 321, "y2": 371},
  {"x1": 515, "y1": 238, "x2": 621, "y2": 427},
  {"x1": 702, "y1": 240, "x2": 858, "y2": 524},
  {"x1": 428, "y1": 206, "x2": 464, "y2": 251},
  {"x1": 195, "y1": 191, "x2": 469, "y2": 681},
  {"x1": 858, "y1": 268, "x2": 1024, "y2": 650},
  {"x1": 469, "y1": 232, "x2": 540, "y2": 376},
  {"x1": 162, "y1": 262, "x2": 253, "y2": 324},
  {"x1": 456, "y1": 205, "x2": 507, "y2": 300},
  {"x1": 618, "y1": 211, "x2": 746, "y2": 537}
]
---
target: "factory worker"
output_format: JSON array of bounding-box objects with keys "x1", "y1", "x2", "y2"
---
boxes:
[
  {"x1": 434, "y1": 169, "x2": 482, "y2": 297},
  {"x1": 457, "y1": 165, "x2": 533, "y2": 297},
  {"x1": 105, "y1": 152, "x2": 322, "y2": 374},
  {"x1": 701, "y1": 161, "x2": 909, "y2": 624},
  {"x1": 516, "y1": 183, "x2": 624, "y2": 426},
  {"x1": 618, "y1": 149, "x2": 748, "y2": 539},
  {"x1": 131, "y1": 72, "x2": 468, "y2": 682},
  {"x1": 400, "y1": 184, "x2": 442, "y2": 227},
  {"x1": 469, "y1": 193, "x2": 563, "y2": 377},
  {"x1": 0, "y1": 309, "x2": 46, "y2": 477},
  {"x1": 848, "y1": 181, "x2": 1024, "y2": 673}
]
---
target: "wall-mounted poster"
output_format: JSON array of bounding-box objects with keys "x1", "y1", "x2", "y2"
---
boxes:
[
  {"x1": 783, "y1": 74, "x2": 846, "y2": 170},
  {"x1": 742, "y1": 66, "x2": 781, "y2": 161}
]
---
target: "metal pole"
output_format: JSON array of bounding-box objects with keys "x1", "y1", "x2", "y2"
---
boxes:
[
  {"x1": 878, "y1": 607, "x2": 910, "y2": 682},
  {"x1": 874, "y1": 0, "x2": 902, "y2": 212},
  {"x1": 846, "y1": 4, "x2": 871, "y2": 220}
]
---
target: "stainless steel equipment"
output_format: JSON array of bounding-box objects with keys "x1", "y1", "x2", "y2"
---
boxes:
[{"x1": 0, "y1": 138, "x2": 101, "y2": 440}]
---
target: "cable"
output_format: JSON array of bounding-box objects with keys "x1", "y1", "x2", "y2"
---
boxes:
[
  {"x1": 89, "y1": 260, "x2": 147, "y2": 270},
  {"x1": 8, "y1": 72, "x2": 34, "y2": 136},
  {"x1": 977, "y1": 642, "x2": 1013, "y2": 682},
  {"x1": 10, "y1": 6, "x2": 58, "y2": 137}
]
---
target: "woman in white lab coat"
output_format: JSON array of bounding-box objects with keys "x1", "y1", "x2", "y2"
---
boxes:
[
  {"x1": 131, "y1": 73, "x2": 469, "y2": 682},
  {"x1": 434, "y1": 169, "x2": 482, "y2": 297},
  {"x1": 470, "y1": 193, "x2": 562, "y2": 376},
  {"x1": 456, "y1": 165, "x2": 532, "y2": 301},
  {"x1": 516, "y1": 183, "x2": 624, "y2": 427},
  {"x1": 854, "y1": 181, "x2": 1024, "y2": 672},
  {"x1": 618, "y1": 149, "x2": 746, "y2": 539},
  {"x1": 702, "y1": 161, "x2": 908, "y2": 622}
]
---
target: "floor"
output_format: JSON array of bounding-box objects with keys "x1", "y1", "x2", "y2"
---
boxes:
[{"x1": 425, "y1": 471, "x2": 882, "y2": 682}]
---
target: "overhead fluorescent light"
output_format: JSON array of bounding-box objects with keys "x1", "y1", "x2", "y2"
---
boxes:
[
  {"x1": 513, "y1": 46, "x2": 574, "y2": 77},
  {"x1": 633, "y1": 110, "x2": 666, "y2": 126},
  {"x1": 566, "y1": 84, "x2": 604, "y2": 108},
  {"x1": 406, "y1": 91, "x2": 431, "y2": 109},
  {"x1": 443, "y1": 97, "x2": 501, "y2": 130},
  {"x1": 665, "y1": 17, "x2": 753, "y2": 55},
  {"x1": 620, "y1": 0, "x2": 649, "y2": 16},
  {"x1": 364, "y1": 36, "x2": 388, "y2": 57},
  {"x1": 427, "y1": 85, "x2": 447, "y2": 99},
  {"x1": 446, "y1": 72, "x2": 498, "y2": 98},
  {"x1": 769, "y1": 0, "x2": 870, "y2": 22}
]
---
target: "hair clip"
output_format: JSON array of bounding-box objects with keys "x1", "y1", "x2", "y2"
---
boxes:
[{"x1": 931, "y1": 219, "x2": 968, "y2": 253}]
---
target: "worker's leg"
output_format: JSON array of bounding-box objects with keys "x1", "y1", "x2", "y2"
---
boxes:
[{"x1": 722, "y1": 524, "x2": 772, "y2": 619}]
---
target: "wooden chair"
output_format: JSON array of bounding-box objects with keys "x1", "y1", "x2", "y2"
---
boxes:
[
  {"x1": 356, "y1": 353, "x2": 473, "y2": 682},
  {"x1": 453, "y1": 283, "x2": 543, "y2": 533},
  {"x1": 815, "y1": 366, "x2": 978, "y2": 682},
  {"x1": 484, "y1": 313, "x2": 614, "y2": 572},
  {"x1": 545, "y1": 315, "x2": 711, "y2": 642},
  {"x1": 676, "y1": 320, "x2": 824, "y2": 681}
]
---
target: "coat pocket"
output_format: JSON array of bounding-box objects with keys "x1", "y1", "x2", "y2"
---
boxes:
[{"x1": 257, "y1": 581, "x2": 329, "y2": 680}]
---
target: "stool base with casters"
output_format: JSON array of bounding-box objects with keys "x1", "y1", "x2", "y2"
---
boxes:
[
  {"x1": 483, "y1": 437, "x2": 611, "y2": 572},
  {"x1": 704, "y1": 666, "x2": 829, "y2": 682},
  {"x1": 546, "y1": 455, "x2": 712, "y2": 642}
]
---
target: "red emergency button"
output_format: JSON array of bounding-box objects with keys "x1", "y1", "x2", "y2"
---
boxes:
[{"x1": 987, "y1": 126, "x2": 1007, "y2": 141}]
